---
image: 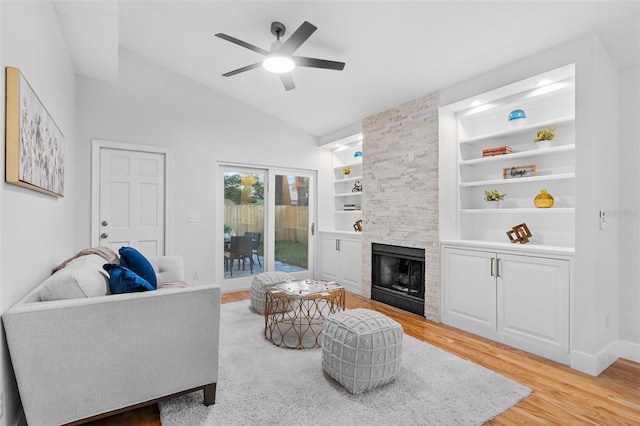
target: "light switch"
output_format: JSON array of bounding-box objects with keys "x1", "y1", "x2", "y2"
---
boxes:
[{"x1": 599, "y1": 210, "x2": 607, "y2": 230}]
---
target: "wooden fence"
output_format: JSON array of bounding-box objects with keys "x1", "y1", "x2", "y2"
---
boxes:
[{"x1": 224, "y1": 204, "x2": 308, "y2": 244}]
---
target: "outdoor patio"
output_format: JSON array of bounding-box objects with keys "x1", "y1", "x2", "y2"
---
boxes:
[{"x1": 223, "y1": 254, "x2": 306, "y2": 279}]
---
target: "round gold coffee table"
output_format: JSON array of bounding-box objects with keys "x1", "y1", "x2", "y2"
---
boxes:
[{"x1": 264, "y1": 280, "x2": 345, "y2": 349}]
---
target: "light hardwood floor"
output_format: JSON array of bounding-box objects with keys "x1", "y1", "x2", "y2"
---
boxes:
[{"x1": 89, "y1": 291, "x2": 640, "y2": 425}]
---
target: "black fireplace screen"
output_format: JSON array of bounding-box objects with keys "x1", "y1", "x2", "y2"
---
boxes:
[{"x1": 371, "y1": 243, "x2": 425, "y2": 315}]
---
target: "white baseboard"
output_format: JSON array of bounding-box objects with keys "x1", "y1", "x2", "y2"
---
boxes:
[
  {"x1": 619, "y1": 340, "x2": 640, "y2": 363},
  {"x1": 571, "y1": 339, "x2": 639, "y2": 376},
  {"x1": 341, "y1": 281, "x2": 362, "y2": 296}
]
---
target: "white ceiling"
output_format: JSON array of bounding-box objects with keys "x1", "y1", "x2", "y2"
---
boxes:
[{"x1": 54, "y1": 0, "x2": 640, "y2": 139}]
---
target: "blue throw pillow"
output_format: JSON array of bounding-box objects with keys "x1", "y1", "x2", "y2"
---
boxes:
[
  {"x1": 103, "y1": 264, "x2": 155, "y2": 294},
  {"x1": 118, "y1": 247, "x2": 157, "y2": 289}
]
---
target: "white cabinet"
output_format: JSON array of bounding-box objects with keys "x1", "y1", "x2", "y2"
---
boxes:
[
  {"x1": 442, "y1": 243, "x2": 571, "y2": 364},
  {"x1": 319, "y1": 232, "x2": 362, "y2": 295}
]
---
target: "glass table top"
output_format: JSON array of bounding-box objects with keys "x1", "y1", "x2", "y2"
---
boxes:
[{"x1": 271, "y1": 279, "x2": 342, "y2": 297}]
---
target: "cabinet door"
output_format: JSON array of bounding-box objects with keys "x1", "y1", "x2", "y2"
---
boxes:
[
  {"x1": 338, "y1": 237, "x2": 362, "y2": 291},
  {"x1": 443, "y1": 248, "x2": 497, "y2": 332},
  {"x1": 497, "y1": 254, "x2": 570, "y2": 355},
  {"x1": 318, "y1": 235, "x2": 339, "y2": 282}
]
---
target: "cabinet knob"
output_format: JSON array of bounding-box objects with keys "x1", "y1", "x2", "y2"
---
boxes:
[
  {"x1": 100, "y1": 233, "x2": 109, "y2": 239},
  {"x1": 101, "y1": 220, "x2": 109, "y2": 226}
]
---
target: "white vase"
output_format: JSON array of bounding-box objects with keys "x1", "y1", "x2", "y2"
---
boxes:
[
  {"x1": 536, "y1": 140, "x2": 552, "y2": 149},
  {"x1": 485, "y1": 200, "x2": 501, "y2": 209}
]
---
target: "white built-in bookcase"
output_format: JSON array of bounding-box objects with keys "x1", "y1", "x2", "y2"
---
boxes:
[{"x1": 442, "y1": 64, "x2": 576, "y2": 248}]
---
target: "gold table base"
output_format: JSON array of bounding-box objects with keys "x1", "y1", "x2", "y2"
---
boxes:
[{"x1": 264, "y1": 287, "x2": 345, "y2": 349}]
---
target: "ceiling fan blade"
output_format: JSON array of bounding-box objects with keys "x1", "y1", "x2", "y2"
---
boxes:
[
  {"x1": 280, "y1": 73, "x2": 296, "y2": 91},
  {"x1": 222, "y1": 62, "x2": 262, "y2": 77},
  {"x1": 278, "y1": 21, "x2": 317, "y2": 55},
  {"x1": 215, "y1": 33, "x2": 270, "y2": 56},
  {"x1": 293, "y1": 56, "x2": 345, "y2": 71}
]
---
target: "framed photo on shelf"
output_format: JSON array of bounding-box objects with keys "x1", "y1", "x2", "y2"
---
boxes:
[
  {"x1": 503, "y1": 164, "x2": 536, "y2": 180},
  {"x1": 5, "y1": 66, "x2": 65, "y2": 197}
]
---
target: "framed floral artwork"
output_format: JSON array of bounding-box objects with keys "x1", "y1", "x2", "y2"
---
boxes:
[{"x1": 5, "y1": 66, "x2": 64, "y2": 197}]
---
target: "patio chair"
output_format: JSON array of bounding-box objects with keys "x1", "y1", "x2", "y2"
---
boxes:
[
  {"x1": 224, "y1": 236, "x2": 253, "y2": 276},
  {"x1": 244, "y1": 232, "x2": 262, "y2": 267}
]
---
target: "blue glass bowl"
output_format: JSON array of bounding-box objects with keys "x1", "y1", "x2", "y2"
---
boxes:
[
  {"x1": 508, "y1": 109, "x2": 526, "y2": 121},
  {"x1": 354, "y1": 151, "x2": 363, "y2": 158}
]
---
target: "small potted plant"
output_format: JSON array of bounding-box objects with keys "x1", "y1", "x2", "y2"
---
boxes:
[
  {"x1": 534, "y1": 126, "x2": 555, "y2": 149},
  {"x1": 341, "y1": 167, "x2": 351, "y2": 178},
  {"x1": 484, "y1": 189, "x2": 506, "y2": 208}
]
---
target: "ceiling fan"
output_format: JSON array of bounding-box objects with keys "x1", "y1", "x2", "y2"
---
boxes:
[{"x1": 215, "y1": 21, "x2": 345, "y2": 91}]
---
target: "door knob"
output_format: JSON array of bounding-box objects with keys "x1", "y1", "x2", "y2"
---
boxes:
[
  {"x1": 101, "y1": 220, "x2": 108, "y2": 226},
  {"x1": 100, "y1": 233, "x2": 108, "y2": 239}
]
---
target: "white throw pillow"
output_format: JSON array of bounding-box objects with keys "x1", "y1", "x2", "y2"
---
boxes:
[
  {"x1": 149, "y1": 255, "x2": 185, "y2": 283},
  {"x1": 40, "y1": 257, "x2": 111, "y2": 301}
]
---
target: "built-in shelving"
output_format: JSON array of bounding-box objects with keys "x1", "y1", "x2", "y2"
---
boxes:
[
  {"x1": 331, "y1": 141, "x2": 363, "y2": 233},
  {"x1": 441, "y1": 64, "x2": 576, "y2": 248}
]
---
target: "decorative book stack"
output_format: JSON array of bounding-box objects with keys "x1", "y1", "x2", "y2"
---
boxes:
[
  {"x1": 343, "y1": 204, "x2": 361, "y2": 211},
  {"x1": 482, "y1": 146, "x2": 513, "y2": 157}
]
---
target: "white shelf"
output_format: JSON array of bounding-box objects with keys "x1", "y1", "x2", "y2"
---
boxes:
[
  {"x1": 460, "y1": 144, "x2": 575, "y2": 165},
  {"x1": 461, "y1": 207, "x2": 575, "y2": 214},
  {"x1": 335, "y1": 192, "x2": 363, "y2": 197},
  {"x1": 336, "y1": 210, "x2": 362, "y2": 214},
  {"x1": 460, "y1": 172, "x2": 575, "y2": 187},
  {"x1": 335, "y1": 175, "x2": 363, "y2": 183},
  {"x1": 333, "y1": 160, "x2": 363, "y2": 170},
  {"x1": 460, "y1": 115, "x2": 575, "y2": 144}
]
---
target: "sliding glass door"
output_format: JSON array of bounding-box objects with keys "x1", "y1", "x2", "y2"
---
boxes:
[{"x1": 221, "y1": 165, "x2": 315, "y2": 282}]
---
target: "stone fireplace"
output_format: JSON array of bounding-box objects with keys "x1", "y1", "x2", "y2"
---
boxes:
[{"x1": 360, "y1": 92, "x2": 440, "y2": 321}]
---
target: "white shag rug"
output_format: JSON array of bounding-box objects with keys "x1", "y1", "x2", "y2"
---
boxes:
[{"x1": 159, "y1": 301, "x2": 530, "y2": 426}]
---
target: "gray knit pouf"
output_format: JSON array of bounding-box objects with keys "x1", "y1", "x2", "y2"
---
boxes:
[
  {"x1": 250, "y1": 271, "x2": 294, "y2": 314},
  {"x1": 322, "y1": 309, "x2": 403, "y2": 394}
]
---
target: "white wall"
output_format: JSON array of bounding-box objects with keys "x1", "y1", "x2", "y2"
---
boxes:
[
  {"x1": 75, "y1": 48, "x2": 329, "y2": 289},
  {"x1": 618, "y1": 66, "x2": 640, "y2": 359},
  {"x1": 0, "y1": 2, "x2": 77, "y2": 425}
]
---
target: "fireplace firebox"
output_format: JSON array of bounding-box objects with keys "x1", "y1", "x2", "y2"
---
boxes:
[{"x1": 371, "y1": 243, "x2": 425, "y2": 316}]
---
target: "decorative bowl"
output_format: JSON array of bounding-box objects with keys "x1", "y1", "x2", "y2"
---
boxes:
[{"x1": 508, "y1": 109, "x2": 526, "y2": 121}]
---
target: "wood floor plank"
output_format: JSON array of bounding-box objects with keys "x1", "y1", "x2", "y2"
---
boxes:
[{"x1": 87, "y1": 291, "x2": 640, "y2": 426}]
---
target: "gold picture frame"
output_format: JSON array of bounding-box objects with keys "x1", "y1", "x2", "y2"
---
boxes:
[{"x1": 5, "y1": 66, "x2": 64, "y2": 197}]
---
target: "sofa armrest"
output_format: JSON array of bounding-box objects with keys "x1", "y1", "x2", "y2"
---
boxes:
[{"x1": 2, "y1": 284, "x2": 221, "y2": 426}]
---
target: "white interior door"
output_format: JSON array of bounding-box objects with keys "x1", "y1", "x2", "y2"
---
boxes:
[{"x1": 92, "y1": 140, "x2": 171, "y2": 257}]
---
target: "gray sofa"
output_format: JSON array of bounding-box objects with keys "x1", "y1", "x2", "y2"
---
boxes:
[{"x1": 2, "y1": 253, "x2": 220, "y2": 426}]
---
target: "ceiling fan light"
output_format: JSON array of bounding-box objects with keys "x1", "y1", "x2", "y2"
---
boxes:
[{"x1": 262, "y1": 55, "x2": 295, "y2": 73}]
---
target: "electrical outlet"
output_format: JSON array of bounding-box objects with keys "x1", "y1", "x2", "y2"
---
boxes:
[
  {"x1": 187, "y1": 214, "x2": 201, "y2": 223},
  {"x1": 192, "y1": 271, "x2": 199, "y2": 280}
]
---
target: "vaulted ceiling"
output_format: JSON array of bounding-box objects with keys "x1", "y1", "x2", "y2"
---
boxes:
[{"x1": 54, "y1": 1, "x2": 640, "y2": 139}]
